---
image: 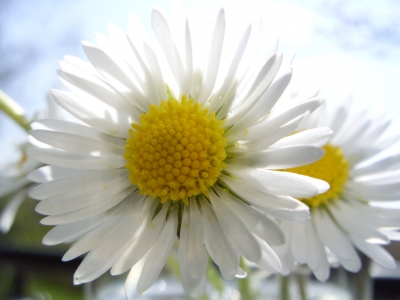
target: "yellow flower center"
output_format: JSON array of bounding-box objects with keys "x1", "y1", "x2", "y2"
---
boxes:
[
  {"x1": 124, "y1": 96, "x2": 227, "y2": 205},
  {"x1": 285, "y1": 144, "x2": 349, "y2": 208}
]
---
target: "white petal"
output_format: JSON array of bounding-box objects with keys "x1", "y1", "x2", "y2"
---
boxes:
[
  {"x1": 200, "y1": 197, "x2": 238, "y2": 280},
  {"x1": 233, "y1": 67, "x2": 291, "y2": 131},
  {"x1": 331, "y1": 108, "x2": 368, "y2": 145},
  {"x1": 124, "y1": 256, "x2": 145, "y2": 300},
  {"x1": 51, "y1": 90, "x2": 131, "y2": 138},
  {"x1": 27, "y1": 165, "x2": 82, "y2": 183},
  {"x1": 313, "y1": 209, "x2": 358, "y2": 261},
  {"x1": 231, "y1": 145, "x2": 324, "y2": 169},
  {"x1": 271, "y1": 127, "x2": 332, "y2": 149},
  {"x1": 313, "y1": 263, "x2": 330, "y2": 282},
  {"x1": 346, "y1": 181, "x2": 400, "y2": 200},
  {"x1": 275, "y1": 248, "x2": 295, "y2": 276},
  {"x1": 73, "y1": 248, "x2": 121, "y2": 284},
  {"x1": 58, "y1": 56, "x2": 148, "y2": 115},
  {"x1": 254, "y1": 236, "x2": 282, "y2": 272},
  {"x1": 124, "y1": 37, "x2": 165, "y2": 106},
  {"x1": 304, "y1": 220, "x2": 330, "y2": 281},
  {"x1": 324, "y1": 102, "x2": 349, "y2": 135},
  {"x1": 219, "y1": 189, "x2": 284, "y2": 245},
  {"x1": 236, "y1": 98, "x2": 322, "y2": 141},
  {"x1": 81, "y1": 41, "x2": 136, "y2": 91},
  {"x1": 356, "y1": 175, "x2": 400, "y2": 188},
  {"x1": 63, "y1": 197, "x2": 147, "y2": 261},
  {"x1": 226, "y1": 166, "x2": 329, "y2": 198},
  {"x1": 29, "y1": 169, "x2": 128, "y2": 200},
  {"x1": 337, "y1": 117, "x2": 371, "y2": 153},
  {"x1": 151, "y1": 8, "x2": 186, "y2": 93},
  {"x1": 62, "y1": 55, "x2": 97, "y2": 74},
  {"x1": 180, "y1": 269, "x2": 206, "y2": 299},
  {"x1": 42, "y1": 214, "x2": 106, "y2": 245},
  {"x1": 210, "y1": 188, "x2": 262, "y2": 263},
  {"x1": 290, "y1": 221, "x2": 308, "y2": 264},
  {"x1": 210, "y1": 25, "x2": 251, "y2": 115},
  {"x1": 127, "y1": 12, "x2": 147, "y2": 47},
  {"x1": 234, "y1": 30, "x2": 278, "y2": 101},
  {"x1": 63, "y1": 201, "x2": 130, "y2": 262},
  {"x1": 351, "y1": 236, "x2": 395, "y2": 268},
  {"x1": 330, "y1": 202, "x2": 390, "y2": 243},
  {"x1": 179, "y1": 199, "x2": 207, "y2": 297},
  {"x1": 27, "y1": 147, "x2": 125, "y2": 170},
  {"x1": 36, "y1": 177, "x2": 132, "y2": 215},
  {"x1": 57, "y1": 64, "x2": 139, "y2": 119},
  {"x1": 31, "y1": 119, "x2": 126, "y2": 147},
  {"x1": 40, "y1": 186, "x2": 136, "y2": 225},
  {"x1": 142, "y1": 41, "x2": 168, "y2": 103},
  {"x1": 0, "y1": 177, "x2": 30, "y2": 198},
  {"x1": 30, "y1": 129, "x2": 124, "y2": 156},
  {"x1": 136, "y1": 206, "x2": 178, "y2": 294},
  {"x1": 0, "y1": 189, "x2": 26, "y2": 233},
  {"x1": 224, "y1": 54, "x2": 283, "y2": 127},
  {"x1": 197, "y1": 8, "x2": 225, "y2": 104},
  {"x1": 183, "y1": 19, "x2": 194, "y2": 95},
  {"x1": 221, "y1": 174, "x2": 310, "y2": 221},
  {"x1": 111, "y1": 203, "x2": 168, "y2": 275},
  {"x1": 338, "y1": 256, "x2": 361, "y2": 272},
  {"x1": 233, "y1": 115, "x2": 302, "y2": 152},
  {"x1": 270, "y1": 221, "x2": 295, "y2": 275},
  {"x1": 179, "y1": 198, "x2": 207, "y2": 279},
  {"x1": 73, "y1": 202, "x2": 150, "y2": 284}
]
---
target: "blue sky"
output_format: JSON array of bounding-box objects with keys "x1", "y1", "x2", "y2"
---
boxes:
[{"x1": 1, "y1": 0, "x2": 400, "y2": 166}]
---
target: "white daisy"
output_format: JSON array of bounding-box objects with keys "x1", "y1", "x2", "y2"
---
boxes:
[
  {"x1": 0, "y1": 94, "x2": 62, "y2": 234},
  {"x1": 0, "y1": 145, "x2": 39, "y2": 233},
  {"x1": 27, "y1": 5, "x2": 331, "y2": 299},
  {"x1": 274, "y1": 99, "x2": 400, "y2": 281}
]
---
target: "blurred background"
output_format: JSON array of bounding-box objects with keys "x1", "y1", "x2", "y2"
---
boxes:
[{"x1": 1, "y1": 0, "x2": 400, "y2": 299}]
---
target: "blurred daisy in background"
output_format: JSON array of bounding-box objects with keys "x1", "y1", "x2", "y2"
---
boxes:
[
  {"x1": 274, "y1": 98, "x2": 400, "y2": 281},
  {"x1": 0, "y1": 143, "x2": 37, "y2": 233},
  {"x1": 0, "y1": 93, "x2": 63, "y2": 234},
  {"x1": 27, "y1": 4, "x2": 332, "y2": 299}
]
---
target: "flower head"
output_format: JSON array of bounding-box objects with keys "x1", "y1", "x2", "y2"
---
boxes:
[
  {"x1": 274, "y1": 100, "x2": 400, "y2": 281},
  {"x1": 27, "y1": 5, "x2": 331, "y2": 298}
]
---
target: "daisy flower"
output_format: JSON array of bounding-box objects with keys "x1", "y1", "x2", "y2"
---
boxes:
[
  {"x1": 0, "y1": 94, "x2": 62, "y2": 234},
  {"x1": 27, "y1": 5, "x2": 331, "y2": 299},
  {"x1": 274, "y1": 99, "x2": 400, "y2": 281},
  {"x1": 0, "y1": 145, "x2": 39, "y2": 233}
]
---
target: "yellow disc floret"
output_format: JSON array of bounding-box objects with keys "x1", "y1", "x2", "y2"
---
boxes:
[
  {"x1": 124, "y1": 95, "x2": 227, "y2": 205},
  {"x1": 285, "y1": 144, "x2": 349, "y2": 208}
]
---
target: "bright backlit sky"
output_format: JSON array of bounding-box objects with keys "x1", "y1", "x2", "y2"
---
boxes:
[{"x1": 1, "y1": 0, "x2": 400, "y2": 166}]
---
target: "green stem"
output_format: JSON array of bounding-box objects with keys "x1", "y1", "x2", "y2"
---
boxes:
[
  {"x1": 296, "y1": 273, "x2": 307, "y2": 300},
  {"x1": 206, "y1": 258, "x2": 225, "y2": 294},
  {"x1": 0, "y1": 90, "x2": 30, "y2": 131},
  {"x1": 238, "y1": 258, "x2": 257, "y2": 300},
  {"x1": 166, "y1": 255, "x2": 181, "y2": 279},
  {"x1": 349, "y1": 254, "x2": 372, "y2": 300},
  {"x1": 280, "y1": 275, "x2": 290, "y2": 300}
]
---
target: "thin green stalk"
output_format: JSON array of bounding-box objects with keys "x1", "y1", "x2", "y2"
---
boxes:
[
  {"x1": 280, "y1": 275, "x2": 290, "y2": 300},
  {"x1": 238, "y1": 258, "x2": 257, "y2": 300},
  {"x1": 166, "y1": 254, "x2": 181, "y2": 279},
  {"x1": 0, "y1": 90, "x2": 30, "y2": 131},
  {"x1": 206, "y1": 258, "x2": 225, "y2": 294},
  {"x1": 296, "y1": 273, "x2": 307, "y2": 300},
  {"x1": 349, "y1": 254, "x2": 372, "y2": 300}
]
